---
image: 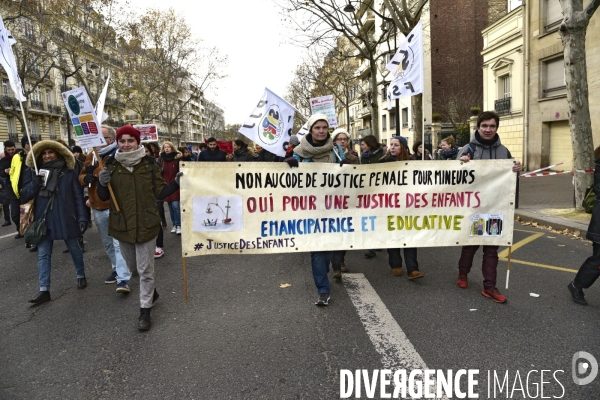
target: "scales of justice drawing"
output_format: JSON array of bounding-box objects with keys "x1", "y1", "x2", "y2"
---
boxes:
[{"x1": 192, "y1": 196, "x2": 244, "y2": 232}]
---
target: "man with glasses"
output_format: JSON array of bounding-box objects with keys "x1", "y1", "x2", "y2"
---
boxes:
[
  {"x1": 455, "y1": 111, "x2": 522, "y2": 304},
  {"x1": 79, "y1": 125, "x2": 131, "y2": 294}
]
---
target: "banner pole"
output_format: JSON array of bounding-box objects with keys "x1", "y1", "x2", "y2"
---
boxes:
[
  {"x1": 183, "y1": 257, "x2": 188, "y2": 304},
  {"x1": 505, "y1": 246, "x2": 512, "y2": 289},
  {"x1": 91, "y1": 148, "x2": 120, "y2": 212},
  {"x1": 18, "y1": 102, "x2": 38, "y2": 174}
]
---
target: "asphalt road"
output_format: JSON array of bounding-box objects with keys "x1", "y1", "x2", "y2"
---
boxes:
[{"x1": 1, "y1": 220, "x2": 599, "y2": 399}]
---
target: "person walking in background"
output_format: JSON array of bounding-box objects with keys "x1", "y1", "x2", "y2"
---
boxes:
[
  {"x1": 97, "y1": 125, "x2": 181, "y2": 330},
  {"x1": 0, "y1": 140, "x2": 17, "y2": 227},
  {"x1": 159, "y1": 141, "x2": 182, "y2": 235},
  {"x1": 456, "y1": 111, "x2": 522, "y2": 304},
  {"x1": 285, "y1": 135, "x2": 300, "y2": 158},
  {"x1": 21, "y1": 140, "x2": 88, "y2": 305},
  {"x1": 411, "y1": 141, "x2": 432, "y2": 160},
  {"x1": 568, "y1": 152, "x2": 600, "y2": 305},
  {"x1": 79, "y1": 125, "x2": 131, "y2": 293},
  {"x1": 197, "y1": 137, "x2": 227, "y2": 162},
  {"x1": 436, "y1": 135, "x2": 461, "y2": 161},
  {"x1": 379, "y1": 136, "x2": 424, "y2": 280},
  {"x1": 144, "y1": 143, "x2": 166, "y2": 259},
  {"x1": 286, "y1": 113, "x2": 349, "y2": 306},
  {"x1": 232, "y1": 139, "x2": 254, "y2": 162},
  {"x1": 359, "y1": 134, "x2": 383, "y2": 259}
]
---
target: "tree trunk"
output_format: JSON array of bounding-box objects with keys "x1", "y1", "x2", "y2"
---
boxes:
[
  {"x1": 411, "y1": 93, "x2": 423, "y2": 145},
  {"x1": 560, "y1": 10, "x2": 594, "y2": 210},
  {"x1": 369, "y1": 63, "x2": 380, "y2": 140}
]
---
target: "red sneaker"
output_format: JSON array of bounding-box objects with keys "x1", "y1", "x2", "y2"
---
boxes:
[
  {"x1": 456, "y1": 274, "x2": 468, "y2": 288},
  {"x1": 482, "y1": 288, "x2": 507, "y2": 303},
  {"x1": 154, "y1": 246, "x2": 164, "y2": 259}
]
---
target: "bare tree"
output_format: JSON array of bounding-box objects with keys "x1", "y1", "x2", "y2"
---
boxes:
[
  {"x1": 558, "y1": 0, "x2": 600, "y2": 209},
  {"x1": 382, "y1": 0, "x2": 428, "y2": 138},
  {"x1": 282, "y1": 0, "x2": 400, "y2": 139},
  {"x1": 204, "y1": 100, "x2": 225, "y2": 138}
]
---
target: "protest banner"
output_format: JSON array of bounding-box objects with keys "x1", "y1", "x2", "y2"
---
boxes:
[
  {"x1": 179, "y1": 160, "x2": 516, "y2": 257},
  {"x1": 61, "y1": 87, "x2": 106, "y2": 149},
  {"x1": 309, "y1": 95, "x2": 338, "y2": 128},
  {"x1": 135, "y1": 124, "x2": 159, "y2": 142}
]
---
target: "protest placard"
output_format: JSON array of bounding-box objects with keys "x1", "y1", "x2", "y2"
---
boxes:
[
  {"x1": 309, "y1": 95, "x2": 338, "y2": 128},
  {"x1": 61, "y1": 87, "x2": 106, "y2": 149},
  {"x1": 179, "y1": 160, "x2": 516, "y2": 257},
  {"x1": 134, "y1": 124, "x2": 159, "y2": 142}
]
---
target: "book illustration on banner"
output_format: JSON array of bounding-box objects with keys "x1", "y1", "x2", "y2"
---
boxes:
[
  {"x1": 469, "y1": 214, "x2": 504, "y2": 237},
  {"x1": 192, "y1": 196, "x2": 243, "y2": 232}
]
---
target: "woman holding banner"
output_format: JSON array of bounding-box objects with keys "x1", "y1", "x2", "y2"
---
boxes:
[
  {"x1": 21, "y1": 140, "x2": 89, "y2": 305},
  {"x1": 379, "y1": 136, "x2": 425, "y2": 280},
  {"x1": 285, "y1": 113, "x2": 349, "y2": 306},
  {"x1": 97, "y1": 126, "x2": 180, "y2": 331}
]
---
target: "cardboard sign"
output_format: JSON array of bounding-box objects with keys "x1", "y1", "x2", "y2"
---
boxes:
[
  {"x1": 61, "y1": 87, "x2": 106, "y2": 149},
  {"x1": 134, "y1": 124, "x2": 158, "y2": 142},
  {"x1": 180, "y1": 160, "x2": 516, "y2": 257}
]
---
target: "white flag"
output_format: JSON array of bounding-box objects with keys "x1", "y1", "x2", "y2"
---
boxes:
[
  {"x1": 95, "y1": 72, "x2": 110, "y2": 123},
  {"x1": 386, "y1": 21, "x2": 423, "y2": 109},
  {"x1": 0, "y1": 14, "x2": 26, "y2": 101},
  {"x1": 239, "y1": 88, "x2": 294, "y2": 157}
]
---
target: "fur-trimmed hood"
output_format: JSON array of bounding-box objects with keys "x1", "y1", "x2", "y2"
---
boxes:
[
  {"x1": 26, "y1": 140, "x2": 76, "y2": 169},
  {"x1": 159, "y1": 141, "x2": 182, "y2": 159}
]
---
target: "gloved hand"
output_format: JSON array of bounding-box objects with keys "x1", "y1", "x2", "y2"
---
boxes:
[
  {"x1": 175, "y1": 171, "x2": 183, "y2": 185},
  {"x1": 98, "y1": 170, "x2": 110, "y2": 186},
  {"x1": 83, "y1": 174, "x2": 97, "y2": 184},
  {"x1": 284, "y1": 157, "x2": 298, "y2": 168},
  {"x1": 79, "y1": 221, "x2": 88, "y2": 235},
  {"x1": 33, "y1": 174, "x2": 45, "y2": 186},
  {"x1": 85, "y1": 165, "x2": 96, "y2": 175},
  {"x1": 339, "y1": 159, "x2": 351, "y2": 167}
]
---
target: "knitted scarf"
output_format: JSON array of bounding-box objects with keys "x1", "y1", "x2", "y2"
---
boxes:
[
  {"x1": 293, "y1": 134, "x2": 335, "y2": 163},
  {"x1": 115, "y1": 146, "x2": 145, "y2": 172},
  {"x1": 98, "y1": 142, "x2": 118, "y2": 157},
  {"x1": 439, "y1": 146, "x2": 459, "y2": 160},
  {"x1": 39, "y1": 159, "x2": 65, "y2": 197}
]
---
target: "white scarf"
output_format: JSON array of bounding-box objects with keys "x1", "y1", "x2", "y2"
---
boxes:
[{"x1": 114, "y1": 146, "x2": 145, "y2": 172}]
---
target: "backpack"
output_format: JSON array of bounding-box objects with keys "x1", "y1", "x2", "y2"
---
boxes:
[{"x1": 583, "y1": 186, "x2": 596, "y2": 214}]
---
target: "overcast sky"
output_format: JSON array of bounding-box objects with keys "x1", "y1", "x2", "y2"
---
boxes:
[{"x1": 127, "y1": 0, "x2": 305, "y2": 125}]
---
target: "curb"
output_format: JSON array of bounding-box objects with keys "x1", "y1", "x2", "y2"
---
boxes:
[{"x1": 514, "y1": 210, "x2": 589, "y2": 237}]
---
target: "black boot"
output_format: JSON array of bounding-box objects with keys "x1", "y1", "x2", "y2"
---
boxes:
[
  {"x1": 138, "y1": 308, "x2": 152, "y2": 331},
  {"x1": 77, "y1": 277, "x2": 87, "y2": 289},
  {"x1": 29, "y1": 291, "x2": 51, "y2": 305},
  {"x1": 568, "y1": 281, "x2": 587, "y2": 305}
]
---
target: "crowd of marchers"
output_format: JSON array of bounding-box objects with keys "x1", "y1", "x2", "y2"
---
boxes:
[{"x1": 0, "y1": 111, "x2": 598, "y2": 332}]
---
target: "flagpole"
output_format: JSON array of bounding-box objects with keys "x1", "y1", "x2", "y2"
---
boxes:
[
  {"x1": 421, "y1": 21, "x2": 425, "y2": 161},
  {"x1": 18, "y1": 102, "x2": 38, "y2": 174}
]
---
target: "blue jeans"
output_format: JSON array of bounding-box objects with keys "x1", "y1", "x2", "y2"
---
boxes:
[
  {"x1": 37, "y1": 236, "x2": 85, "y2": 291},
  {"x1": 311, "y1": 251, "x2": 332, "y2": 294},
  {"x1": 168, "y1": 200, "x2": 181, "y2": 227},
  {"x1": 92, "y1": 208, "x2": 131, "y2": 283}
]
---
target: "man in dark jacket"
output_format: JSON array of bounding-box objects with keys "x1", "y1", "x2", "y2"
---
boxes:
[
  {"x1": 0, "y1": 140, "x2": 17, "y2": 226},
  {"x1": 1, "y1": 136, "x2": 36, "y2": 237},
  {"x1": 568, "y1": 156, "x2": 600, "y2": 305},
  {"x1": 197, "y1": 137, "x2": 226, "y2": 161},
  {"x1": 455, "y1": 111, "x2": 522, "y2": 304}
]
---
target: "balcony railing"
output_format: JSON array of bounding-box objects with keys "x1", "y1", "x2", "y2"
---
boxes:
[
  {"x1": 357, "y1": 107, "x2": 371, "y2": 118},
  {"x1": 30, "y1": 134, "x2": 41, "y2": 142},
  {"x1": 30, "y1": 100, "x2": 45, "y2": 111},
  {"x1": 48, "y1": 105, "x2": 62, "y2": 115},
  {"x1": 357, "y1": 127, "x2": 372, "y2": 138},
  {"x1": 8, "y1": 132, "x2": 19, "y2": 142},
  {"x1": 494, "y1": 97, "x2": 511, "y2": 115},
  {"x1": 125, "y1": 114, "x2": 138, "y2": 121},
  {"x1": 0, "y1": 95, "x2": 21, "y2": 109}
]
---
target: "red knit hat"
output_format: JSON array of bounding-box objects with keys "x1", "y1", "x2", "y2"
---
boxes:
[{"x1": 116, "y1": 125, "x2": 141, "y2": 144}]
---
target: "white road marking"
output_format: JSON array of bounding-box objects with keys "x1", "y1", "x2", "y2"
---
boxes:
[
  {"x1": 0, "y1": 232, "x2": 17, "y2": 240},
  {"x1": 343, "y1": 273, "x2": 448, "y2": 400}
]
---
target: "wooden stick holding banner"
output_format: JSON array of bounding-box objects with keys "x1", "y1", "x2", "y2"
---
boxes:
[
  {"x1": 182, "y1": 257, "x2": 188, "y2": 303},
  {"x1": 91, "y1": 148, "x2": 119, "y2": 212},
  {"x1": 18, "y1": 103, "x2": 38, "y2": 174},
  {"x1": 506, "y1": 246, "x2": 512, "y2": 289}
]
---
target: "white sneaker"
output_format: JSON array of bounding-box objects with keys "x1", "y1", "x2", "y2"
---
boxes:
[
  {"x1": 176, "y1": 226, "x2": 182, "y2": 235},
  {"x1": 170, "y1": 226, "x2": 176, "y2": 234},
  {"x1": 154, "y1": 246, "x2": 164, "y2": 258}
]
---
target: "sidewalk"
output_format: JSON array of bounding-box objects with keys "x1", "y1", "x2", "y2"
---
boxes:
[{"x1": 515, "y1": 172, "x2": 590, "y2": 235}]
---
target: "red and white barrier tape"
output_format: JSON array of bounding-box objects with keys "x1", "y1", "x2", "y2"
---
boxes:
[
  {"x1": 526, "y1": 159, "x2": 572, "y2": 175},
  {"x1": 520, "y1": 169, "x2": 594, "y2": 178}
]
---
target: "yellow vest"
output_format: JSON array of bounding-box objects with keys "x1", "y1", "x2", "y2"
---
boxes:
[{"x1": 9, "y1": 152, "x2": 23, "y2": 199}]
